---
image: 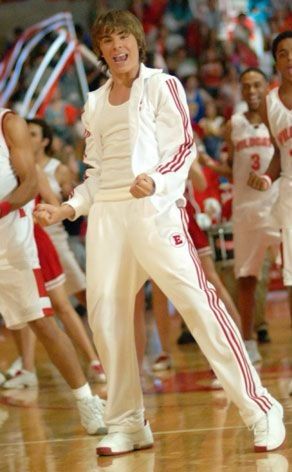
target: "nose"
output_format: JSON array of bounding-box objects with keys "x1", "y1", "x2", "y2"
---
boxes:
[{"x1": 112, "y1": 36, "x2": 122, "y2": 50}]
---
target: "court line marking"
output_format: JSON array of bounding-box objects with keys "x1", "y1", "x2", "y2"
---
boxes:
[{"x1": 0, "y1": 422, "x2": 291, "y2": 447}]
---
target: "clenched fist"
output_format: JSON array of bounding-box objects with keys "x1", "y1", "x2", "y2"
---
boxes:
[
  {"x1": 247, "y1": 171, "x2": 271, "y2": 191},
  {"x1": 130, "y1": 173, "x2": 155, "y2": 198}
]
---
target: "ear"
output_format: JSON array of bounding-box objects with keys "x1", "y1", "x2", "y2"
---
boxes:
[{"x1": 43, "y1": 137, "x2": 50, "y2": 149}]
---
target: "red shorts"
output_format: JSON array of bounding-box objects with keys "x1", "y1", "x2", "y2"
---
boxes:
[
  {"x1": 34, "y1": 224, "x2": 66, "y2": 291},
  {"x1": 186, "y1": 202, "x2": 212, "y2": 257}
]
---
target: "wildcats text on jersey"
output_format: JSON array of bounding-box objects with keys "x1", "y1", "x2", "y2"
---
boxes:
[{"x1": 235, "y1": 136, "x2": 272, "y2": 152}]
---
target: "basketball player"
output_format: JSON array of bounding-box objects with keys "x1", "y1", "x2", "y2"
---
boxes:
[
  {"x1": 35, "y1": 10, "x2": 285, "y2": 456},
  {"x1": 205, "y1": 68, "x2": 280, "y2": 364},
  {"x1": 26, "y1": 118, "x2": 87, "y2": 306},
  {"x1": 247, "y1": 31, "x2": 292, "y2": 391},
  {"x1": 0, "y1": 108, "x2": 105, "y2": 434},
  {"x1": 2, "y1": 167, "x2": 105, "y2": 388}
]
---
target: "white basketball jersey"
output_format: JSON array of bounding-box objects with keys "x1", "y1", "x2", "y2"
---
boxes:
[
  {"x1": 43, "y1": 158, "x2": 62, "y2": 199},
  {"x1": 0, "y1": 108, "x2": 38, "y2": 269},
  {"x1": 266, "y1": 87, "x2": 292, "y2": 227},
  {"x1": 231, "y1": 113, "x2": 278, "y2": 228}
]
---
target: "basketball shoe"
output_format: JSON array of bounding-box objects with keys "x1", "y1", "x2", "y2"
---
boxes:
[
  {"x1": 96, "y1": 420, "x2": 153, "y2": 456},
  {"x1": 2, "y1": 370, "x2": 38, "y2": 389},
  {"x1": 251, "y1": 401, "x2": 286, "y2": 452},
  {"x1": 77, "y1": 395, "x2": 107, "y2": 435}
]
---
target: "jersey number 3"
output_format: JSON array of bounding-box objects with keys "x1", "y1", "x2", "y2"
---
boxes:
[{"x1": 251, "y1": 153, "x2": 260, "y2": 171}]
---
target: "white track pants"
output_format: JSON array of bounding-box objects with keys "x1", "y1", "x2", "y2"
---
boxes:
[{"x1": 86, "y1": 199, "x2": 275, "y2": 433}]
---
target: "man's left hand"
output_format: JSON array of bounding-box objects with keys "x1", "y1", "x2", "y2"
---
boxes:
[{"x1": 130, "y1": 173, "x2": 155, "y2": 198}]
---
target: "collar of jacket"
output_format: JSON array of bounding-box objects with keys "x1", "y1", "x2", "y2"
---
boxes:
[{"x1": 87, "y1": 63, "x2": 163, "y2": 103}]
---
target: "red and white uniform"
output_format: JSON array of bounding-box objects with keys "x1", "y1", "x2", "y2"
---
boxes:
[
  {"x1": 43, "y1": 158, "x2": 86, "y2": 295},
  {"x1": 231, "y1": 112, "x2": 281, "y2": 278},
  {"x1": 266, "y1": 87, "x2": 292, "y2": 285},
  {"x1": 65, "y1": 65, "x2": 275, "y2": 433},
  {"x1": 33, "y1": 195, "x2": 65, "y2": 291},
  {"x1": 0, "y1": 108, "x2": 52, "y2": 329}
]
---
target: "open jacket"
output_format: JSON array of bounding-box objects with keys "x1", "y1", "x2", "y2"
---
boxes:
[{"x1": 66, "y1": 63, "x2": 196, "y2": 218}]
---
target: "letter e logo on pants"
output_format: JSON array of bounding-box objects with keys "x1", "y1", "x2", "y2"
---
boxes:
[{"x1": 170, "y1": 233, "x2": 186, "y2": 247}]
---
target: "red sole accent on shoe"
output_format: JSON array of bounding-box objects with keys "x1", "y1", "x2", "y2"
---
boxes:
[
  {"x1": 96, "y1": 443, "x2": 154, "y2": 456},
  {"x1": 96, "y1": 447, "x2": 132, "y2": 456},
  {"x1": 254, "y1": 438, "x2": 286, "y2": 453}
]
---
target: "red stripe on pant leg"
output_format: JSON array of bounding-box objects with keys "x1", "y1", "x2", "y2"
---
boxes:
[
  {"x1": 182, "y1": 210, "x2": 271, "y2": 411},
  {"x1": 183, "y1": 214, "x2": 272, "y2": 411},
  {"x1": 179, "y1": 209, "x2": 269, "y2": 410},
  {"x1": 179, "y1": 209, "x2": 271, "y2": 412}
]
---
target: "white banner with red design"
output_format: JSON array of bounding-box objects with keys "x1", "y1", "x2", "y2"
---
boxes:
[{"x1": 0, "y1": 12, "x2": 100, "y2": 117}]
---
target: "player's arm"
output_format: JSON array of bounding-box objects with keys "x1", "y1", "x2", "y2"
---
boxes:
[
  {"x1": 55, "y1": 163, "x2": 75, "y2": 200},
  {"x1": 248, "y1": 96, "x2": 281, "y2": 191},
  {"x1": 0, "y1": 113, "x2": 38, "y2": 218}
]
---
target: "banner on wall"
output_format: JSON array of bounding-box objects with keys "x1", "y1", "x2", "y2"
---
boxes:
[{"x1": 0, "y1": 12, "x2": 100, "y2": 117}]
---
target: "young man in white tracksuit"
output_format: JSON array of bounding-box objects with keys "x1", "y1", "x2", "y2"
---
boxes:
[{"x1": 35, "y1": 10, "x2": 285, "y2": 456}]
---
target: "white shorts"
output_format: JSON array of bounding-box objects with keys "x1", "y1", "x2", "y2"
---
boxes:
[
  {"x1": 282, "y1": 228, "x2": 292, "y2": 286},
  {"x1": 45, "y1": 223, "x2": 86, "y2": 296},
  {"x1": 0, "y1": 266, "x2": 53, "y2": 329},
  {"x1": 233, "y1": 226, "x2": 281, "y2": 279}
]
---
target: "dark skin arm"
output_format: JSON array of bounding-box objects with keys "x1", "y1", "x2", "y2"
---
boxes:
[
  {"x1": 3, "y1": 113, "x2": 38, "y2": 209},
  {"x1": 247, "y1": 96, "x2": 281, "y2": 190}
]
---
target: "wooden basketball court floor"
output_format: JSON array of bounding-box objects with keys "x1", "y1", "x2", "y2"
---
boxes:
[{"x1": 0, "y1": 291, "x2": 291, "y2": 471}]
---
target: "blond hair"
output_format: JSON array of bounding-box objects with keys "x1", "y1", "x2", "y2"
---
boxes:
[{"x1": 91, "y1": 10, "x2": 147, "y2": 68}]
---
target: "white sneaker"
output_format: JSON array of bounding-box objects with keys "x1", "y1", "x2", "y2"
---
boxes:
[
  {"x1": 77, "y1": 395, "x2": 107, "y2": 435},
  {"x1": 2, "y1": 370, "x2": 38, "y2": 389},
  {"x1": 5, "y1": 357, "x2": 22, "y2": 378},
  {"x1": 0, "y1": 372, "x2": 6, "y2": 386},
  {"x1": 152, "y1": 353, "x2": 172, "y2": 371},
  {"x1": 88, "y1": 361, "x2": 107, "y2": 384},
  {"x1": 251, "y1": 401, "x2": 286, "y2": 452},
  {"x1": 244, "y1": 340, "x2": 262, "y2": 365},
  {"x1": 96, "y1": 420, "x2": 154, "y2": 456}
]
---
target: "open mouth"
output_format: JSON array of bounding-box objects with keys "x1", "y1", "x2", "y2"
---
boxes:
[{"x1": 113, "y1": 53, "x2": 128, "y2": 63}]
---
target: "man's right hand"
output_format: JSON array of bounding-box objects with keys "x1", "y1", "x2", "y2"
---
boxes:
[
  {"x1": 247, "y1": 171, "x2": 271, "y2": 191},
  {"x1": 34, "y1": 203, "x2": 75, "y2": 226}
]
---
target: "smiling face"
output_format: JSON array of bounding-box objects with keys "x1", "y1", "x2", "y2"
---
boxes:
[
  {"x1": 240, "y1": 71, "x2": 267, "y2": 111},
  {"x1": 99, "y1": 30, "x2": 140, "y2": 78},
  {"x1": 92, "y1": 10, "x2": 146, "y2": 78},
  {"x1": 275, "y1": 37, "x2": 292, "y2": 85}
]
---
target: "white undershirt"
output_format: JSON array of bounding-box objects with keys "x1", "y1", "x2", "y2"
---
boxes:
[{"x1": 97, "y1": 92, "x2": 134, "y2": 200}]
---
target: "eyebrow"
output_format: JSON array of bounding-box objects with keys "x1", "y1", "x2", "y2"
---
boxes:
[{"x1": 277, "y1": 47, "x2": 288, "y2": 55}]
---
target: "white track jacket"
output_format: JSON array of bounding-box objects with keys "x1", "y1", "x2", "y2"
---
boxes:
[{"x1": 66, "y1": 64, "x2": 196, "y2": 218}]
